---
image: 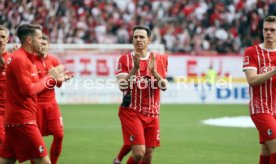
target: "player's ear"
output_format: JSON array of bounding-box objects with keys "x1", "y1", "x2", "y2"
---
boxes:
[
  {"x1": 26, "y1": 36, "x2": 32, "y2": 44},
  {"x1": 148, "y1": 36, "x2": 152, "y2": 44}
]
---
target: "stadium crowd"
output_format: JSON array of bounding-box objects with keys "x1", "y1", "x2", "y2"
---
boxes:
[{"x1": 0, "y1": 0, "x2": 275, "y2": 54}]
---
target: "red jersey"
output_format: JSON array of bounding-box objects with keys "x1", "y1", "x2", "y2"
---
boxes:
[
  {"x1": 116, "y1": 52, "x2": 168, "y2": 116},
  {"x1": 5, "y1": 48, "x2": 53, "y2": 125},
  {"x1": 35, "y1": 54, "x2": 61, "y2": 104},
  {"x1": 243, "y1": 44, "x2": 276, "y2": 115},
  {"x1": 0, "y1": 52, "x2": 10, "y2": 111}
]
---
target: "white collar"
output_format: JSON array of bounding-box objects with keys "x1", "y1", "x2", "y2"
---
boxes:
[
  {"x1": 259, "y1": 43, "x2": 276, "y2": 52},
  {"x1": 131, "y1": 51, "x2": 150, "y2": 60}
]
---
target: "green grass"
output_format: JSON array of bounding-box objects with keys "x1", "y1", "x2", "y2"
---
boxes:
[{"x1": 23, "y1": 104, "x2": 259, "y2": 164}]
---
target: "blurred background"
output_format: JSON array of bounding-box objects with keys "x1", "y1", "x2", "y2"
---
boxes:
[
  {"x1": 1, "y1": 0, "x2": 275, "y2": 54},
  {"x1": 1, "y1": 0, "x2": 276, "y2": 163}
]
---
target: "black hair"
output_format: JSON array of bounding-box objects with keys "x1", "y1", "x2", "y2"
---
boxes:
[
  {"x1": 132, "y1": 25, "x2": 151, "y2": 37},
  {"x1": 17, "y1": 24, "x2": 42, "y2": 43}
]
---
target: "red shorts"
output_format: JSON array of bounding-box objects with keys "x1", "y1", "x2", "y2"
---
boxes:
[
  {"x1": 251, "y1": 114, "x2": 276, "y2": 143},
  {"x1": 0, "y1": 111, "x2": 5, "y2": 144},
  {"x1": 37, "y1": 102, "x2": 63, "y2": 136},
  {"x1": 0, "y1": 124, "x2": 48, "y2": 163},
  {"x1": 118, "y1": 107, "x2": 160, "y2": 147}
]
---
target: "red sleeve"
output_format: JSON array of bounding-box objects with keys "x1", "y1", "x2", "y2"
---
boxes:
[
  {"x1": 51, "y1": 55, "x2": 61, "y2": 66},
  {"x1": 157, "y1": 54, "x2": 168, "y2": 78},
  {"x1": 11, "y1": 56, "x2": 53, "y2": 96},
  {"x1": 116, "y1": 54, "x2": 129, "y2": 77},
  {"x1": 243, "y1": 47, "x2": 258, "y2": 72}
]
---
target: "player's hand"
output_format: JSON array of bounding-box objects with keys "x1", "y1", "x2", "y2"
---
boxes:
[
  {"x1": 56, "y1": 71, "x2": 74, "y2": 82},
  {"x1": 48, "y1": 65, "x2": 65, "y2": 79},
  {"x1": 148, "y1": 52, "x2": 157, "y2": 74},
  {"x1": 121, "y1": 92, "x2": 131, "y2": 107},
  {"x1": 133, "y1": 52, "x2": 141, "y2": 70}
]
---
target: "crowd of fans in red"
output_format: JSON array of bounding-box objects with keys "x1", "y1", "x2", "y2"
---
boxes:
[{"x1": 0, "y1": 0, "x2": 275, "y2": 54}]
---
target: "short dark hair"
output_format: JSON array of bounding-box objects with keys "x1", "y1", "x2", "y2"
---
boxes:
[
  {"x1": 264, "y1": 15, "x2": 276, "y2": 23},
  {"x1": 132, "y1": 25, "x2": 151, "y2": 37},
  {"x1": 17, "y1": 24, "x2": 42, "y2": 43}
]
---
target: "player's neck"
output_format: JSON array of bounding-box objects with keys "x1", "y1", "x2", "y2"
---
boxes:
[
  {"x1": 134, "y1": 50, "x2": 148, "y2": 58},
  {"x1": 22, "y1": 45, "x2": 35, "y2": 54},
  {"x1": 263, "y1": 41, "x2": 276, "y2": 49}
]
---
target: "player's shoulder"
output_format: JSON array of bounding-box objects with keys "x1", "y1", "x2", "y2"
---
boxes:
[
  {"x1": 244, "y1": 45, "x2": 258, "y2": 55},
  {"x1": 8, "y1": 49, "x2": 29, "y2": 67},
  {"x1": 47, "y1": 54, "x2": 59, "y2": 61},
  {"x1": 11, "y1": 49, "x2": 27, "y2": 61},
  {"x1": 155, "y1": 53, "x2": 168, "y2": 62},
  {"x1": 119, "y1": 51, "x2": 132, "y2": 61}
]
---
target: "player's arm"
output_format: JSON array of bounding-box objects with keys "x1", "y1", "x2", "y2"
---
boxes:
[
  {"x1": 244, "y1": 68, "x2": 276, "y2": 86},
  {"x1": 116, "y1": 54, "x2": 140, "y2": 91},
  {"x1": 148, "y1": 53, "x2": 167, "y2": 91},
  {"x1": 13, "y1": 57, "x2": 64, "y2": 96}
]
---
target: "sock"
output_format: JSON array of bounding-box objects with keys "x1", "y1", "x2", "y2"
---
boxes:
[
  {"x1": 117, "y1": 145, "x2": 131, "y2": 161},
  {"x1": 259, "y1": 155, "x2": 270, "y2": 164},
  {"x1": 50, "y1": 131, "x2": 64, "y2": 164},
  {"x1": 127, "y1": 156, "x2": 137, "y2": 164},
  {"x1": 269, "y1": 153, "x2": 276, "y2": 164}
]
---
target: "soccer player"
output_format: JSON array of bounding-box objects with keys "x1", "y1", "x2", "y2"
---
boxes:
[
  {"x1": 113, "y1": 144, "x2": 131, "y2": 164},
  {"x1": 0, "y1": 24, "x2": 66, "y2": 164},
  {"x1": 34, "y1": 34, "x2": 72, "y2": 164},
  {"x1": 0, "y1": 25, "x2": 10, "y2": 145},
  {"x1": 116, "y1": 25, "x2": 168, "y2": 164},
  {"x1": 243, "y1": 15, "x2": 276, "y2": 164}
]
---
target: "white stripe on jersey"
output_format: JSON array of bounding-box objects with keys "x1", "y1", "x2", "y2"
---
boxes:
[
  {"x1": 261, "y1": 47, "x2": 269, "y2": 112},
  {"x1": 127, "y1": 54, "x2": 130, "y2": 72},
  {"x1": 139, "y1": 85, "x2": 142, "y2": 112},
  {"x1": 250, "y1": 86, "x2": 254, "y2": 114},
  {"x1": 255, "y1": 46, "x2": 264, "y2": 113},
  {"x1": 267, "y1": 50, "x2": 273, "y2": 113},
  {"x1": 148, "y1": 83, "x2": 151, "y2": 115}
]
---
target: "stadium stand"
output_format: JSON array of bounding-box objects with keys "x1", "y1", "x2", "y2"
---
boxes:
[{"x1": 0, "y1": 0, "x2": 275, "y2": 54}]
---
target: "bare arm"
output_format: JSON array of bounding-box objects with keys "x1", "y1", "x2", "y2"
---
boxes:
[{"x1": 244, "y1": 68, "x2": 276, "y2": 86}]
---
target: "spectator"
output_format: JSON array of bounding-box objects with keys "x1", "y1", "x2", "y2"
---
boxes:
[{"x1": 0, "y1": 0, "x2": 272, "y2": 54}]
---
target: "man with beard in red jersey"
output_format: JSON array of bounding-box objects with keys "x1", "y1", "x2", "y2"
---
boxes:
[
  {"x1": 34, "y1": 34, "x2": 73, "y2": 164},
  {"x1": 0, "y1": 24, "x2": 66, "y2": 164}
]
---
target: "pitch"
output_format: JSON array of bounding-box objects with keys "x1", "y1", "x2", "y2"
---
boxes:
[{"x1": 21, "y1": 104, "x2": 258, "y2": 164}]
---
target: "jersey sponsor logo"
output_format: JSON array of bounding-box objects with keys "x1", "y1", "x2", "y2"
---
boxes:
[
  {"x1": 6, "y1": 57, "x2": 11, "y2": 65},
  {"x1": 129, "y1": 135, "x2": 135, "y2": 142},
  {"x1": 243, "y1": 56, "x2": 249, "y2": 65},
  {"x1": 268, "y1": 129, "x2": 273, "y2": 136},
  {"x1": 260, "y1": 66, "x2": 272, "y2": 73},
  {"x1": 38, "y1": 145, "x2": 44, "y2": 153}
]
